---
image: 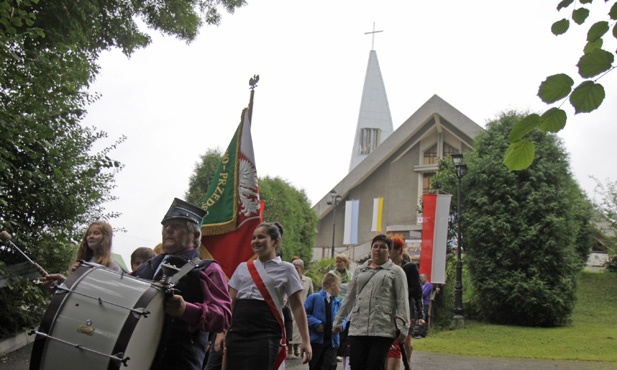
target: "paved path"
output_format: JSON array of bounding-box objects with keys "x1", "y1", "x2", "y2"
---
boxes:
[
  {"x1": 2, "y1": 341, "x2": 614, "y2": 369},
  {"x1": 284, "y1": 353, "x2": 615, "y2": 370}
]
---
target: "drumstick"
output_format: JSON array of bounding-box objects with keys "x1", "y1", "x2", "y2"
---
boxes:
[{"x1": 0, "y1": 230, "x2": 49, "y2": 276}]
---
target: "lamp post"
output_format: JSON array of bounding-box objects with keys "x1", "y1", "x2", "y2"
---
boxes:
[
  {"x1": 451, "y1": 153, "x2": 467, "y2": 328},
  {"x1": 326, "y1": 190, "x2": 342, "y2": 259}
]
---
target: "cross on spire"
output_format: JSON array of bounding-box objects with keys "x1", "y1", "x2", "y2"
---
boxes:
[{"x1": 364, "y1": 22, "x2": 383, "y2": 50}]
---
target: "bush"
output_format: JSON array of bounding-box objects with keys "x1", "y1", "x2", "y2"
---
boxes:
[
  {"x1": 305, "y1": 258, "x2": 336, "y2": 291},
  {"x1": 0, "y1": 278, "x2": 51, "y2": 339},
  {"x1": 0, "y1": 237, "x2": 75, "y2": 340},
  {"x1": 431, "y1": 254, "x2": 479, "y2": 331},
  {"x1": 431, "y1": 256, "x2": 454, "y2": 330},
  {"x1": 607, "y1": 255, "x2": 617, "y2": 272}
]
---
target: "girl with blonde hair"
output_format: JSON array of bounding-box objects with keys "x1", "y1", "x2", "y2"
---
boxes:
[
  {"x1": 42, "y1": 221, "x2": 121, "y2": 286},
  {"x1": 74, "y1": 221, "x2": 119, "y2": 270}
]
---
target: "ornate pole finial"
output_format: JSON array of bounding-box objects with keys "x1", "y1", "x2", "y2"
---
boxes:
[
  {"x1": 249, "y1": 75, "x2": 260, "y2": 91},
  {"x1": 248, "y1": 75, "x2": 259, "y2": 121}
]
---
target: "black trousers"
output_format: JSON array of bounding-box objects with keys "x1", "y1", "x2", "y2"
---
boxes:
[
  {"x1": 336, "y1": 321, "x2": 350, "y2": 357},
  {"x1": 309, "y1": 342, "x2": 338, "y2": 370},
  {"x1": 349, "y1": 336, "x2": 393, "y2": 370},
  {"x1": 283, "y1": 304, "x2": 293, "y2": 341}
]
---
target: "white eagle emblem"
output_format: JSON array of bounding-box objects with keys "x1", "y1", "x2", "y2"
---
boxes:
[{"x1": 238, "y1": 158, "x2": 259, "y2": 217}]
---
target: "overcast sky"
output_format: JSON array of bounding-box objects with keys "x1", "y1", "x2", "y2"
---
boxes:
[{"x1": 83, "y1": 0, "x2": 617, "y2": 266}]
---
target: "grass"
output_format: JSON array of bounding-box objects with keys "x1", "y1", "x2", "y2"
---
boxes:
[{"x1": 414, "y1": 271, "x2": 617, "y2": 363}]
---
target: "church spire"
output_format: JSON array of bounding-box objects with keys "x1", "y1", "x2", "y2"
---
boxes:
[{"x1": 349, "y1": 25, "x2": 394, "y2": 172}]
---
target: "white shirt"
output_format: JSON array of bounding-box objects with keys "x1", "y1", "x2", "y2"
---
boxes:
[{"x1": 229, "y1": 257, "x2": 303, "y2": 306}]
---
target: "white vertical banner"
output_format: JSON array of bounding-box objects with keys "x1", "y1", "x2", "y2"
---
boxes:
[
  {"x1": 371, "y1": 197, "x2": 383, "y2": 232},
  {"x1": 432, "y1": 194, "x2": 452, "y2": 284},
  {"x1": 343, "y1": 200, "x2": 359, "y2": 245}
]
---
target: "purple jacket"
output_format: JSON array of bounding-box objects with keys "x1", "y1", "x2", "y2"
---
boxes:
[{"x1": 422, "y1": 281, "x2": 433, "y2": 309}]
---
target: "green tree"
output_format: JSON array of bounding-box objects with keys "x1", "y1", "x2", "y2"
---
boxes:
[
  {"x1": 259, "y1": 176, "x2": 317, "y2": 262},
  {"x1": 464, "y1": 111, "x2": 593, "y2": 327},
  {"x1": 505, "y1": 0, "x2": 616, "y2": 170},
  {"x1": 1, "y1": 0, "x2": 248, "y2": 252},
  {"x1": 2, "y1": 0, "x2": 246, "y2": 55},
  {"x1": 2, "y1": 0, "x2": 248, "y2": 240},
  {"x1": 186, "y1": 148, "x2": 224, "y2": 205},
  {"x1": 0, "y1": 50, "x2": 124, "y2": 335}
]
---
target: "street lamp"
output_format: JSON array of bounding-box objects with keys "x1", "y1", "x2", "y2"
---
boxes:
[
  {"x1": 326, "y1": 190, "x2": 342, "y2": 259},
  {"x1": 451, "y1": 152, "x2": 467, "y2": 327}
]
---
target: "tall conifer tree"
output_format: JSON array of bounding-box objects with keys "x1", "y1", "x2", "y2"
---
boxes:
[{"x1": 464, "y1": 111, "x2": 593, "y2": 327}]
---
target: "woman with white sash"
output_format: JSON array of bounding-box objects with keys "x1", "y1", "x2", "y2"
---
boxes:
[{"x1": 225, "y1": 222, "x2": 312, "y2": 369}]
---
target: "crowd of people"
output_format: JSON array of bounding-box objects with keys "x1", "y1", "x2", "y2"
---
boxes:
[{"x1": 39, "y1": 197, "x2": 440, "y2": 370}]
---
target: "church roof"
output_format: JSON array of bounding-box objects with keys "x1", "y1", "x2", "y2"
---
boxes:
[{"x1": 315, "y1": 94, "x2": 483, "y2": 219}]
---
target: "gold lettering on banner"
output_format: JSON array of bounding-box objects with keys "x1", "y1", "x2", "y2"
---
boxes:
[{"x1": 203, "y1": 152, "x2": 231, "y2": 211}]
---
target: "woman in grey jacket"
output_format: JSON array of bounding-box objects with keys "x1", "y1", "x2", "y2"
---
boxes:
[{"x1": 333, "y1": 234, "x2": 410, "y2": 370}]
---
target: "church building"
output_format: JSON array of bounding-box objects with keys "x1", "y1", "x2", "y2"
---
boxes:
[{"x1": 312, "y1": 45, "x2": 483, "y2": 261}]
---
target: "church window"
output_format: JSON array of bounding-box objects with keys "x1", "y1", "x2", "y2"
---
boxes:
[
  {"x1": 423, "y1": 145, "x2": 438, "y2": 165},
  {"x1": 423, "y1": 172, "x2": 435, "y2": 193},
  {"x1": 360, "y1": 128, "x2": 381, "y2": 155},
  {"x1": 444, "y1": 143, "x2": 458, "y2": 157},
  {"x1": 424, "y1": 143, "x2": 459, "y2": 165}
]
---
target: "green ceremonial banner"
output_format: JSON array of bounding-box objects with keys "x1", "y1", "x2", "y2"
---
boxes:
[
  {"x1": 200, "y1": 106, "x2": 261, "y2": 277},
  {"x1": 200, "y1": 114, "x2": 243, "y2": 235}
]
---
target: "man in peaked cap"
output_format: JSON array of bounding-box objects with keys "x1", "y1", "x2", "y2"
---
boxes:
[{"x1": 133, "y1": 198, "x2": 232, "y2": 370}]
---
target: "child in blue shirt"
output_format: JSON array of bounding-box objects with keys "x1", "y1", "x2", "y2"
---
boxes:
[{"x1": 305, "y1": 272, "x2": 345, "y2": 370}]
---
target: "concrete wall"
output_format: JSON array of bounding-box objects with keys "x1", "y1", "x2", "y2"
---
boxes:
[{"x1": 585, "y1": 252, "x2": 610, "y2": 272}]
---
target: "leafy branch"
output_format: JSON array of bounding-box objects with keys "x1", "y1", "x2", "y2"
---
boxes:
[{"x1": 505, "y1": 0, "x2": 616, "y2": 170}]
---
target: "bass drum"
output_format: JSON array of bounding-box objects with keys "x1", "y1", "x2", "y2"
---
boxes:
[{"x1": 30, "y1": 263, "x2": 166, "y2": 370}]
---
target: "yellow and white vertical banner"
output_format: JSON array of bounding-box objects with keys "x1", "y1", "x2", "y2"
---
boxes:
[
  {"x1": 371, "y1": 197, "x2": 383, "y2": 232},
  {"x1": 343, "y1": 200, "x2": 359, "y2": 245}
]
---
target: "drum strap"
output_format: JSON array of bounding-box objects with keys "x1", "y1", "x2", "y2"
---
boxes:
[
  {"x1": 168, "y1": 257, "x2": 200, "y2": 285},
  {"x1": 247, "y1": 260, "x2": 287, "y2": 370}
]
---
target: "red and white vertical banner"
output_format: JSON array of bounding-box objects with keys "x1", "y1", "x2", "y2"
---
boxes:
[{"x1": 419, "y1": 193, "x2": 451, "y2": 284}]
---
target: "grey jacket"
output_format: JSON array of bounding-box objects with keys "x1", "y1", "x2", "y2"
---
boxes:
[{"x1": 333, "y1": 259, "x2": 409, "y2": 338}]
